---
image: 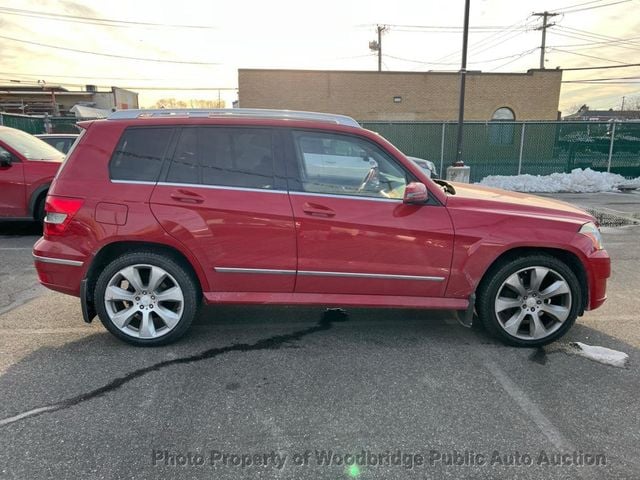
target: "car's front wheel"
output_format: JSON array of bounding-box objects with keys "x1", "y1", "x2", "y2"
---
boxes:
[
  {"x1": 477, "y1": 254, "x2": 582, "y2": 347},
  {"x1": 94, "y1": 252, "x2": 198, "y2": 346}
]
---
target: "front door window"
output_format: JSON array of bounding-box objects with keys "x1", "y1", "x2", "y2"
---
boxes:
[{"x1": 292, "y1": 131, "x2": 408, "y2": 200}]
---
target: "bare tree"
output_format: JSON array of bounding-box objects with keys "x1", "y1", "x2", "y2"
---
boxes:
[
  {"x1": 628, "y1": 96, "x2": 640, "y2": 110},
  {"x1": 151, "y1": 98, "x2": 225, "y2": 109}
]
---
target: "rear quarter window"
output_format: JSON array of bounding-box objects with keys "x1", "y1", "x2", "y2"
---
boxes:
[{"x1": 109, "y1": 128, "x2": 174, "y2": 182}]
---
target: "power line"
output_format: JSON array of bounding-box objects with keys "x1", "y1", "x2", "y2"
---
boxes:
[
  {"x1": 547, "y1": 32, "x2": 640, "y2": 51},
  {"x1": 551, "y1": 48, "x2": 629, "y2": 64},
  {"x1": 0, "y1": 34, "x2": 220, "y2": 65},
  {"x1": 551, "y1": 30, "x2": 640, "y2": 54},
  {"x1": 556, "y1": 25, "x2": 640, "y2": 47},
  {"x1": 379, "y1": 23, "x2": 530, "y2": 30},
  {"x1": 430, "y1": 16, "x2": 537, "y2": 65},
  {"x1": 0, "y1": 71, "x2": 158, "y2": 82},
  {"x1": 122, "y1": 86, "x2": 237, "y2": 91},
  {"x1": 489, "y1": 49, "x2": 539, "y2": 71},
  {"x1": 552, "y1": 0, "x2": 631, "y2": 14},
  {"x1": 0, "y1": 6, "x2": 215, "y2": 29},
  {"x1": 549, "y1": 0, "x2": 608, "y2": 13},
  {"x1": 470, "y1": 22, "x2": 537, "y2": 57},
  {"x1": 562, "y1": 75, "x2": 640, "y2": 81},
  {"x1": 563, "y1": 80, "x2": 640, "y2": 83},
  {"x1": 0, "y1": 79, "x2": 238, "y2": 91},
  {"x1": 385, "y1": 48, "x2": 538, "y2": 66},
  {"x1": 561, "y1": 63, "x2": 640, "y2": 70}
]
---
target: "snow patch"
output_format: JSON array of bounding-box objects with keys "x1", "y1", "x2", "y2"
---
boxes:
[
  {"x1": 567, "y1": 342, "x2": 629, "y2": 368},
  {"x1": 479, "y1": 168, "x2": 640, "y2": 193}
]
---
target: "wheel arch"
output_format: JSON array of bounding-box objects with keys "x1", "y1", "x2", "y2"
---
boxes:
[
  {"x1": 83, "y1": 240, "x2": 206, "y2": 322},
  {"x1": 28, "y1": 183, "x2": 50, "y2": 219},
  {"x1": 476, "y1": 246, "x2": 588, "y2": 315}
]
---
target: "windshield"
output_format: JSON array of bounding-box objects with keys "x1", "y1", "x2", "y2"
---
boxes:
[{"x1": 0, "y1": 128, "x2": 65, "y2": 162}]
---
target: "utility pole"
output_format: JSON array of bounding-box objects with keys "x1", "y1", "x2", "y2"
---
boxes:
[
  {"x1": 621, "y1": 96, "x2": 625, "y2": 111},
  {"x1": 369, "y1": 25, "x2": 387, "y2": 72},
  {"x1": 533, "y1": 11, "x2": 558, "y2": 69},
  {"x1": 454, "y1": 0, "x2": 471, "y2": 165}
]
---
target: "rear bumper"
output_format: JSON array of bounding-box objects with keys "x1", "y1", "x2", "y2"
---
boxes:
[
  {"x1": 32, "y1": 237, "x2": 86, "y2": 297},
  {"x1": 586, "y1": 249, "x2": 610, "y2": 310}
]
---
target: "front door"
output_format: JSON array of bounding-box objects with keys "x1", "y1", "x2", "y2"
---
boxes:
[
  {"x1": 150, "y1": 126, "x2": 297, "y2": 293},
  {"x1": 285, "y1": 129, "x2": 454, "y2": 297},
  {"x1": 0, "y1": 145, "x2": 26, "y2": 218}
]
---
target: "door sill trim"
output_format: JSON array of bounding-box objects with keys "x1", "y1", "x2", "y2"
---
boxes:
[{"x1": 203, "y1": 291, "x2": 467, "y2": 310}]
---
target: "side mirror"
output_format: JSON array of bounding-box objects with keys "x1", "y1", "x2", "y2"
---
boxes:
[
  {"x1": 0, "y1": 151, "x2": 12, "y2": 167},
  {"x1": 403, "y1": 182, "x2": 429, "y2": 204}
]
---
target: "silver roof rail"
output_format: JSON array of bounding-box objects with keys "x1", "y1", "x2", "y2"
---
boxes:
[{"x1": 107, "y1": 108, "x2": 360, "y2": 128}]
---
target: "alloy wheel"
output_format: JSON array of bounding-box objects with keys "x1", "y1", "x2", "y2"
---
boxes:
[
  {"x1": 103, "y1": 264, "x2": 184, "y2": 339},
  {"x1": 494, "y1": 266, "x2": 572, "y2": 341}
]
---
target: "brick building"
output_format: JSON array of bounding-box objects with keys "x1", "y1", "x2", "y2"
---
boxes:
[{"x1": 237, "y1": 68, "x2": 562, "y2": 121}]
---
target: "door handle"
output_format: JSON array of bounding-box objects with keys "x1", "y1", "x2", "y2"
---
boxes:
[
  {"x1": 302, "y1": 202, "x2": 335, "y2": 218},
  {"x1": 170, "y1": 189, "x2": 204, "y2": 204}
]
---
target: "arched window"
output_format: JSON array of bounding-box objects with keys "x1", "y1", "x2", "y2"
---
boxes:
[
  {"x1": 492, "y1": 107, "x2": 515, "y2": 121},
  {"x1": 489, "y1": 107, "x2": 516, "y2": 145}
]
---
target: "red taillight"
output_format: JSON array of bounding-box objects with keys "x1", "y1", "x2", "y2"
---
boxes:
[{"x1": 44, "y1": 196, "x2": 84, "y2": 237}]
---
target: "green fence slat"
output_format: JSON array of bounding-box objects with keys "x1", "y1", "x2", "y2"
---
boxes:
[
  {"x1": 0, "y1": 113, "x2": 45, "y2": 134},
  {"x1": 360, "y1": 120, "x2": 640, "y2": 180},
  {"x1": 0, "y1": 113, "x2": 81, "y2": 134}
]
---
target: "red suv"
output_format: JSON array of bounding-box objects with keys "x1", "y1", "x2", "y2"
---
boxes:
[
  {"x1": 33, "y1": 109, "x2": 610, "y2": 347},
  {"x1": 0, "y1": 126, "x2": 65, "y2": 221}
]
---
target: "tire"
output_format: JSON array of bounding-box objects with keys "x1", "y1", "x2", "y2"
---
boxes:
[
  {"x1": 35, "y1": 195, "x2": 46, "y2": 223},
  {"x1": 94, "y1": 251, "x2": 199, "y2": 346},
  {"x1": 476, "y1": 254, "x2": 582, "y2": 347}
]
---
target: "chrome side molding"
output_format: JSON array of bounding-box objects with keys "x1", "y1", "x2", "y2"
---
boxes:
[{"x1": 215, "y1": 267, "x2": 444, "y2": 282}]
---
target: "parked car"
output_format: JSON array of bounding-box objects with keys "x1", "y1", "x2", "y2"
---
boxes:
[
  {"x1": 33, "y1": 109, "x2": 610, "y2": 347},
  {"x1": 0, "y1": 126, "x2": 65, "y2": 221},
  {"x1": 407, "y1": 156, "x2": 438, "y2": 178},
  {"x1": 35, "y1": 133, "x2": 79, "y2": 154}
]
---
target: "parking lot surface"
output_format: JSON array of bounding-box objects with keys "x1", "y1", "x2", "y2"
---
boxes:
[{"x1": 0, "y1": 194, "x2": 639, "y2": 479}]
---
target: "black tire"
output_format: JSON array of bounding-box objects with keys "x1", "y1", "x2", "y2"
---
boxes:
[
  {"x1": 35, "y1": 195, "x2": 46, "y2": 223},
  {"x1": 94, "y1": 251, "x2": 199, "y2": 346},
  {"x1": 476, "y1": 254, "x2": 582, "y2": 347}
]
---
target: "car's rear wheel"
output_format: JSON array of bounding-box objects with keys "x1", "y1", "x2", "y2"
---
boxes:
[
  {"x1": 94, "y1": 252, "x2": 198, "y2": 346},
  {"x1": 477, "y1": 254, "x2": 582, "y2": 347}
]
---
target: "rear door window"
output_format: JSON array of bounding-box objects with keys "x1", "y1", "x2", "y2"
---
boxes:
[
  {"x1": 166, "y1": 127, "x2": 276, "y2": 190},
  {"x1": 109, "y1": 128, "x2": 174, "y2": 182}
]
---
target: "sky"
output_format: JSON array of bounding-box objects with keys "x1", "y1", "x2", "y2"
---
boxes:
[{"x1": 0, "y1": 0, "x2": 639, "y2": 114}]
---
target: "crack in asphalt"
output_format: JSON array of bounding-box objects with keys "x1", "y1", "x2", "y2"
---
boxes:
[{"x1": 0, "y1": 309, "x2": 348, "y2": 428}]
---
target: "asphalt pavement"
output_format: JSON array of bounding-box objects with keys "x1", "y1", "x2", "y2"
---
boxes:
[{"x1": 0, "y1": 194, "x2": 639, "y2": 480}]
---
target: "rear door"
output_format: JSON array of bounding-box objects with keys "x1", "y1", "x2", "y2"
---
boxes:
[
  {"x1": 150, "y1": 126, "x2": 297, "y2": 293},
  {"x1": 0, "y1": 144, "x2": 26, "y2": 218},
  {"x1": 285, "y1": 129, "x2": 454, "y2": 298}
]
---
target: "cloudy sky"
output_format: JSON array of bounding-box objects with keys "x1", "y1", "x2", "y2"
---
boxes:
[{"x1": 0, "y1": 0, "x2": 638, "y2": 114}]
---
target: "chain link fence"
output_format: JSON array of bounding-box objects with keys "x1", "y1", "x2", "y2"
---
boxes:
[
  {"x1": 361, "y1": 120, "x2": 640, "y2": 182},
  {"x1": 0, "y1": 113, "x2": 83, "y2": 134},
  {"x1": 2, "y1": 113, "x2": 639, "y2": 181}
]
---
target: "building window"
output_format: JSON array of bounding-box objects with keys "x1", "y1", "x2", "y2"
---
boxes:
[{"x1": 489, "y1": 107, "x2": 515, "y2": 145}]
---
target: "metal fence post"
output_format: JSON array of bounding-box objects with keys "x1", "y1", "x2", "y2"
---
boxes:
[
  {"x1": 607, "y1": 121, "x2": 616, "y2": 173},
  {"x1": 517, "y1": 123, "x2": 526, "y2": 175},
  {"x1": 440, "y1": 122, "x2": 446, "y2": 176}
]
